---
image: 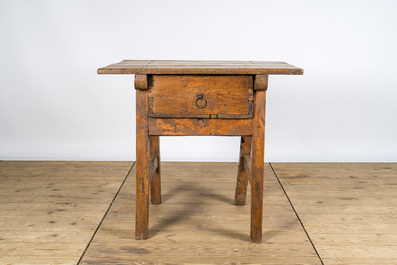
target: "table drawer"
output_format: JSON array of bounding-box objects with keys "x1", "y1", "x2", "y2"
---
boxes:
[{"x1": 148, "y1": 75, "x2": 253, "y2": 119}]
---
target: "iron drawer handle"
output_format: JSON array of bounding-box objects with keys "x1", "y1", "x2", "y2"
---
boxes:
[{"x1": 194, "y1": 95, "x2": 207, "y2": 109}]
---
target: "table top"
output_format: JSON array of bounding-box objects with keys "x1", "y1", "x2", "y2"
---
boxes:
[{"x1": 98, "y1": 60, "x2": 303, "y2": 75}]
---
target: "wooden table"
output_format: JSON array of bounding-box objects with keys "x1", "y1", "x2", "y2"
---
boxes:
[{"x1": 98, "y1": 60, "x2": 303, "y2": 243}]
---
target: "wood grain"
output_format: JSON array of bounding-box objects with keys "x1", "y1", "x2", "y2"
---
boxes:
[
  {"x1": 149, "y1": 118, "x2": 253, "y2": 136},
  {"x1": 149, "y1": 75, "x2": 250, "y2": 117},
  {"x1": 134, "y1": 74, "x2": 149, "y2": 90},
  {"x1": 235, "y1": 136, "x2": 251, "y2": 206},
  {"x1": 272, "y1": 162, "x2": 397, "y2": 265},
  {"x1": 0, "y1": 161, "x2": 132, "y2": 265},
  {"x1": 149, "y1": 136, "x2": 161, "y2": 205},
  {"x1": 254, "y1": 75, "x2": 269, "y2": 90},
  {"x1": 244, "y1": 154, "x2": 252, "y2": 183},
  {"x1": 149, "y1": 154, "x2": 158, "y2": 183},
  {"x1": 98, "y1": 60, "x2": 303, "y2": 75},
  {"x1": 135, "y1": 89, "x2": 150, "y2": 240},
  {"x1": 250, "y1": 89, "x2": 266, "y2": 243}
]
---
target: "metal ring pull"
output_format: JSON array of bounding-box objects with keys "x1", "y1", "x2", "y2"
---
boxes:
[{"x1": 194, "y1": 94, "x2": 207, "y2": 109}]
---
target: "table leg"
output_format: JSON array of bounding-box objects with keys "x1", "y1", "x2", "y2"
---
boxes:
[
  {"x1": 250, "y1": 90, "x2": 266, "y2": 243},
  {"x1": 150, "y1": 136, "x2": 161, "y2": 204},
  {"x1": 135, "y1": 90, "x2": 150, "y2": 240},
  {"x1": 235, "y1": 136, "x2": 251, "y2": 206}
]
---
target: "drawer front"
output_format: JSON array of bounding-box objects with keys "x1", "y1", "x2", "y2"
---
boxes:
[{"x1": 148, "y1": 75, "x2": 253, "y2": 118}]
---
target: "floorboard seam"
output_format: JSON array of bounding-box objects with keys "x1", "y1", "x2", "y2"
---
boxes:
[
  {"x1": 269, "y1": 162, "x2": 324, "y2": 265},
  {"x1": 77, "y1": 161, "x2": 136, "y2": 264}
]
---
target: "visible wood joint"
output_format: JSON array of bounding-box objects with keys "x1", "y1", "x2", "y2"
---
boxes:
[
  {"x1": 149, "y1": 154, "x2": 158, "y2": 183},
  {"x1": 244, "y1": 154, "x2": 252, "y2": 184},
  {"x1": 254, "y1": 75, "x2": 268, "y2": 91},
  {"x1": 135, "y1": 74, "x2": 149, "y2": 90}
]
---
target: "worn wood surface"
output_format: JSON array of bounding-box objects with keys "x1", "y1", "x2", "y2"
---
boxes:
[
  {"x1": 149, "y1": 154, "x2": 158, "y2": 183},
  {"x1": 244, "y1": 154, "x2": 252, "y2": 183},
  {"x1": 235, "y1": 136, "x2": 252, "y2": 206},
  {"x1": 80, "y1": 162, "x2": 320, "y2": 264},
  {"x1": 272, "y1": 163, "x2": 397, "y2": 265},
  {"x1": 149, "y1": 118, "x2": 253, "y2": 136},
  {"x1": 254, "y1": 74, "x2": 269, "y2": 90},
  {"x1": 149, "y1": 75, "x2": 251, "y2": 117},
  {"x1": 0, "y1": 161, "x2": 132, "y2": 265},
  {"x1": 98, "y1": 60, "x2": 303, "y2": 75},
  {"x1": 149, "y1": 136, "x2": 161, "y2": 205},
  {"x1": 217, "y1": 100, "x2": 253, "y2": 119},
  {"x1": 250, "y1": 89, "x2": 266, "y2": 243},
  {"x1": 135, "y1": 90, "x2": 150, "y2": 240},
  {"x1": 134, "y1": 74, "x2": 149, "y2": 90}
]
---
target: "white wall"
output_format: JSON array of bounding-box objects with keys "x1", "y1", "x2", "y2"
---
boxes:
[{"x1": 1, "y1": 0, "x2": 396, "y2": 162}]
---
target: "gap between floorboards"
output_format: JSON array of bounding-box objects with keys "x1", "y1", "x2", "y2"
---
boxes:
[
  {"x1": 269, "y1": 162, "x2": 324, "y2": 265},
  {"x1": 77, "y1": 161, "x2": 136, "y2": 264}
]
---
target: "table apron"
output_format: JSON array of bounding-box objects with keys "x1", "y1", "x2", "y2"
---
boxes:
[{"x1": 148, "y1": 118, "x2": 253, "y2": 136}]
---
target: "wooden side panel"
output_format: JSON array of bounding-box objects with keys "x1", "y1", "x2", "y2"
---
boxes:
[
  {"x1": 135, "y1": 90, "x2": 150, "y2": 240},
  {"x1": 149, "y1": 118, "x2": 253, "y2": 136},
  {"x1": 250, "y1": 90, "x2": 266, "y2": 243},
  {"x1": 149, "y1": 75, "x2": 250, "y2": 116}
]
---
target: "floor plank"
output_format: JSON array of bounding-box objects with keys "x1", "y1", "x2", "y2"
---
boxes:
[
  {"x1": 272, "y1": 162, "x2": 397, "y2": 265},
  {"x1": 80, "y1": 162, "x2": 320, "y2": 264},
  {"x1": 0, "y1": 161, "x2": 132, "y2": 265},
  {"x1": 2, "y1": 161, "x2": 395, "y2": 264}
]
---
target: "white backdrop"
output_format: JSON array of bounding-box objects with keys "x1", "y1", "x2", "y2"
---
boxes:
[{"x1": 1, "y1": 0, "x2": 397, "y2": 162}]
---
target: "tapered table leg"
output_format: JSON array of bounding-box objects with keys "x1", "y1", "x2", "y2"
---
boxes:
[
  {"x1": 135, "y1": 90, "x2": 150, "y2": 240},
  {"x1": 250, "y1": 89, "x2": 266, "y2": 243}
]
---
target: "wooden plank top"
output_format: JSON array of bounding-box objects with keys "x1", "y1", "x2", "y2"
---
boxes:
[{"x1": 98, "y1": 60, "x2": 303, "y2": 75}]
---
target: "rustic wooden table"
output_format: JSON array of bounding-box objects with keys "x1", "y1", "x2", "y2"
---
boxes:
[{"x1": 98, "y1": 60, "x2": 303, "y2": 243}]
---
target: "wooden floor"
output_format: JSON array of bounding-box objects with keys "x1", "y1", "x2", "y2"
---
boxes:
[
  {"x1": 272, "y1": 163, "x2": 397, "y2": 265},
  {"x1": 0, "y1": 161, "x2": 396, "y2": 264},
  {"x1": 0, "y1": 161, "x2": 133, "y2": 265}
]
